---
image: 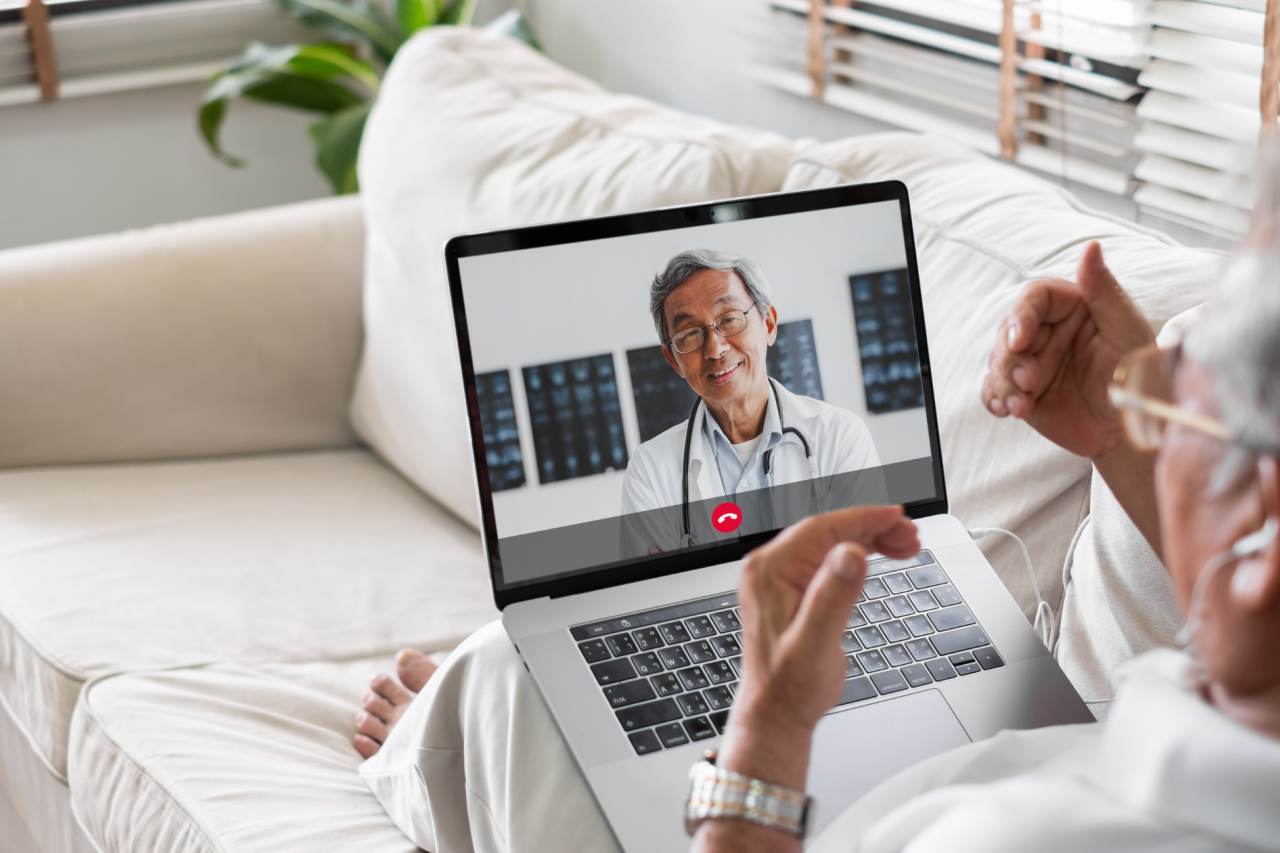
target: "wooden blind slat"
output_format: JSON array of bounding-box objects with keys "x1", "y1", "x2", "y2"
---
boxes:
[
  {"x1": 997, "y1": 0, "x2": 1017, "y2": 159},
  {"x1": 22, "y1": 0, "x2": 59, "y2": 101},
  {"x1": 1262, "y1": 0, "x2": 1279, "y2": 138},
  {"x1": 808, "y1": 0, "x2": 826, "y2": 98}
]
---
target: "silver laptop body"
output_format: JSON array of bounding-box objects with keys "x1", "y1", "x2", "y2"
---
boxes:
[{"x1": 444, "y1": 182, "x2": 1093, "y2": 853}]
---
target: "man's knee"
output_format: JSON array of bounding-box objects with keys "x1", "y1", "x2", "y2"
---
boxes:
[{"x1": 443, "y1": 620, "x2": 521, "y2": 679}]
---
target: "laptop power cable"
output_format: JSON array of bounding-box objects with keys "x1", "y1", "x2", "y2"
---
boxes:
[{"x1": 966, "y1": 528, "x2": 1055, "y2": 650}]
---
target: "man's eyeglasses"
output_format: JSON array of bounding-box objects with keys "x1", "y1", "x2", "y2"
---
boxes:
[
  {"x1": 668, "y1": 304, "x2": 757, "y2": 355},
  {"x1": 1108, "y1": 343, "x2": 1233, "y2": 452}
]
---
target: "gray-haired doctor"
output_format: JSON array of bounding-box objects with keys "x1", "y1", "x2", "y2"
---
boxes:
[{"x1": 621, "y1": 250, "x2": 883, "y2": 553}]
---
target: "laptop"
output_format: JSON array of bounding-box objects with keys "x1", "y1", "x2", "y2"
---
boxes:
[{"x1": 443, "y1": 180, "x2": 1092, "y2": 852}]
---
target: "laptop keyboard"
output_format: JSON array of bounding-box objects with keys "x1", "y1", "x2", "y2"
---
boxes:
[{"x1": 570, "y1": 550, "x2": 1006, "y2": 756}]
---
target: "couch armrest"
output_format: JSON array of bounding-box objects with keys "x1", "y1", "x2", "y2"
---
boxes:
[{"x1": 0, "y1": 196, "x2": 365, "y2": 469}]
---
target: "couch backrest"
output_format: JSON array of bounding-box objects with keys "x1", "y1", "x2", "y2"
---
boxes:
[{"x1": 0, "y1": 195, "x2": 365, "y2": 470}]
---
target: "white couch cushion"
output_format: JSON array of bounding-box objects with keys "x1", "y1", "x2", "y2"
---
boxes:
[
  {"x1": 782, "y1": 134, "x2": 1223, "y2": 624},
  {"x1": 0, "y1": 196, "x2": 365, "y2": 469},
  {"x1": 350, "y1": 28, "x2": 796, "y2": 528},
  {"x1": 70, "y1": 657, "x2": 417, "y2": 853},
  {"x1": 0, "y1": 449, "x2": 495, "y2": 778}
]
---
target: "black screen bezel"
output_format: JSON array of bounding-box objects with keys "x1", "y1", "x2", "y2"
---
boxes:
[{"x1": 444, "y1": 180, "x2": 948, "y2": 610}]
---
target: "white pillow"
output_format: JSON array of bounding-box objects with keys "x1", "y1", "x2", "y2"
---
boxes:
[
  {"x1": 782, "y1": 134, "x2": 1223, "y2": 630},
  {"x1": 351, "y1": 28, "x2": 796, "y2": 527}
]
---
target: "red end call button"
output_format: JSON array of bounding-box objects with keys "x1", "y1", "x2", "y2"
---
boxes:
[{"x1": 711, "y1": 502, "x2": 743, "y2": 533}]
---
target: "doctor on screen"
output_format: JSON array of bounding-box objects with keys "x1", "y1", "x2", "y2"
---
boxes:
[{"x1": 621, "y1": 249, "x2": 883, "y2": 550}]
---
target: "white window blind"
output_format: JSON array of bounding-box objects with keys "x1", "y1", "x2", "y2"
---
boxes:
[
  {"x1": 0, "y1": 0, "x2": 311, "y2": 107},
  {"x1": 740, "y1": 0, "x2": 1279, "y2": 238},
  {"x1": 1133, "y1": 0, "x2": 1268, "y2": 235}
]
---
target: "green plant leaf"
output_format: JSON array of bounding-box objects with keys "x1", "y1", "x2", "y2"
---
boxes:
[
  {"x1": 275, "y1": 0, "x2": 405, "y2": 65},
  {"x1": 309, "y1": 102, "x2": 372, "y2": 194},
  {"x1": 290, "y1": 43, "x2": 380, "y2": 94},
  {"x1": 241, "y1": 73, "x2": 365, "y2": 112},
  {"x1": 395, "y1": 0, "x2": 433, "y2": 35},
  {"x1": 199, "y1": 42, "x2": 371, "y2": 167},
  {"x1": 198, "y1": 97, "x2": 243, "y2": 167},
  {"x1": 482, "y1": 9, "x2": 542, "y2": 51},
  {"x1": 437, "y1": 0, "x2": 476, "y2": 26}
]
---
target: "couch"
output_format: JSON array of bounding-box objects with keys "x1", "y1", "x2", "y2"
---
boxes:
[{"x1": 0, "y1": 28, "x2": 1224, "y2": 853}]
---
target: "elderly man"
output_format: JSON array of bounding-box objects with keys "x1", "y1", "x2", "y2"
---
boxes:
[
  {"x1": 355, "y1": 234, "x2": 1280, "y2": 851},
  {"x1": 621, "y1": 249, "x2": 881, "y2": 546}
]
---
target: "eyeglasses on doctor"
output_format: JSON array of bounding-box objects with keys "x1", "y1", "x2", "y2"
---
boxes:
[
  {"x1": 668, "y1": 304, "x2": 757, "y2": 354},
  {"x1": 1108, "y1": 343, "x2": 1233, "y2": 452}
]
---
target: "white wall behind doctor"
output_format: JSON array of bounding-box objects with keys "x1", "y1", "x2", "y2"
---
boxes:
[{"x1": 459, "y1": 200, "x2": 934, "y2": 538}]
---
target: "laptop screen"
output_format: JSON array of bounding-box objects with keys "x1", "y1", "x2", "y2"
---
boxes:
[{"x1": 447, "y1": 182, "x2": 946, "y2": 605}]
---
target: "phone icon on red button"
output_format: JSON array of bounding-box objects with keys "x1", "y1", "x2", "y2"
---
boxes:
[{"x1": 711, "y1": 502, "x2": 742, "y2": 533}]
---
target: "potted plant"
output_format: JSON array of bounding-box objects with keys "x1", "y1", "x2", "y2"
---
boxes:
[{"x1": 198, "y1": 0, "x2": 539, "y2": 193}]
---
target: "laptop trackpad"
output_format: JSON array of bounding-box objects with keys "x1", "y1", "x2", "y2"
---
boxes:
[{"x1": 806, "y1": 689, "x2": 971, "y2": 836}]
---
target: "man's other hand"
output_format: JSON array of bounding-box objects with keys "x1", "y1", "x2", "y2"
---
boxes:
[
  {"x1": 981, "y1": 241, "x2": 1153, "y2": 460},
  {"x1": 715, "y1": 506, "x2": 919, "y2": 793}
]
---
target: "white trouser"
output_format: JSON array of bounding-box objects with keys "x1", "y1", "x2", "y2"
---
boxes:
[
  {"x1": 358, "y1": 625, "x2": 1231, "y2": 853},
  {"x1": 359, "y1": 620, "x2": 622, "y2": 853}
]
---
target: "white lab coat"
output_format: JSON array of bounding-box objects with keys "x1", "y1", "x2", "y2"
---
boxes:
[{"x1": 619, "y1": 384, "x2": 883, "y2": 553}]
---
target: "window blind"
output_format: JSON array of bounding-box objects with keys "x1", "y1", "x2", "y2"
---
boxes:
[
  {"x1": 1133, "y1": 0, "x2": 1267, "y2": 236},
  {"x1": 740, "y1": 0, "x2": 1278, "y2": 237},
  {"x1": 0, "y1": 0, "x2": 311, "y2": 107}
]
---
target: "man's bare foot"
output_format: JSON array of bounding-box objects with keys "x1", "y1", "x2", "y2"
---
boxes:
[{"x1": 353, "y1": 649, "x2": 439, "y2": 759}]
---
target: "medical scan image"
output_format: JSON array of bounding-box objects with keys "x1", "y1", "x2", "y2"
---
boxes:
[{"x1": 456, "y1": 200, "x2": 938, "y2": 587}]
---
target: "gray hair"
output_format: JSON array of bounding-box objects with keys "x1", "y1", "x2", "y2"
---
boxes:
[
  {"x1": 650, "y1": 249, "x2": 773, "y2": 345},
  {"x1": 1184, "y1": 144, "x2": 1280, "y2": 458}
]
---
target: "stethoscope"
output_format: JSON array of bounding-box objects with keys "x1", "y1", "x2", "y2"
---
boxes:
[{"x1": 680, "y1": 378, "x2": 822, "y2": 545}]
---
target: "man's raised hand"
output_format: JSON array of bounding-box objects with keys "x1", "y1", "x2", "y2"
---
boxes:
[
  {"x1": 710, "y1": 507, "x2": 919, "y2": 796},
  {"x1": 981, "y1": 241, "x2": 1153, "y2": 460}
]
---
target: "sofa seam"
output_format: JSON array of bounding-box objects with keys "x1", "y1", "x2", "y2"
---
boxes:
[
  {"x1": 0, "y1": 598, "x2": 92, "y2": 681},
  {"x1": 74, "y1": 668, "x2": 231, "y2": 853},
  {"x1": 0, "y1": 682, "x2": 69, "y2": 784},
  {"x1": 68, "y1": 797, "x2": 110, "y2": 853}
]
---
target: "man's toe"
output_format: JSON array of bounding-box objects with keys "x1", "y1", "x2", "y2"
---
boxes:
[
  {"x1": 370, "y1": 672, "x2": 413, "y2": 706},
  {"x1": 355, "y1": 710, "x2": 390, "y2": 744},
  {"x1": 353, "y1": 734, "x2": 381, "y2": 759},
  {"x1": 396, "y1": 649, "x2": 439, "y2": 693},
  {"x1": 362, "y1": 692, "x2": 398, "y2": 723}
]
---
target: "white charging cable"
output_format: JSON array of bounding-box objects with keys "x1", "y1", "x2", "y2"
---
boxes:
[{"x1": 968, "y1": 527, "x2": 1055, "y2": 649}]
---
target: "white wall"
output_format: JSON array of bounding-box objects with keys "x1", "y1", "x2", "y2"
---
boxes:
[
  {"x1": 0, "y1": 82, "x2": 329, "y2": 251},
  {"x1": 459, "y1": 200, "x2": 933, "y2": 537},
  {"x1": 0, "y1": 0, "x2": 513, "y2": 252}
]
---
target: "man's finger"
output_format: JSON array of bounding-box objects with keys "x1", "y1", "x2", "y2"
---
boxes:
[
  {"x1": 788, "y1": 542, "x2": 867, "y2": 653},
  {"x1": 1076, "y1": 242, "x2": 1128, "y2": 321},
  {"x1": 756, "y1": 507, "x2": 915, "y2": 584},
  {"x1": 1005, "y1": 280, "x2": 1084, "y2": 353},
  {"x1": 1076, "y1": 242, "x2": 1152, "y2": 349},
  {"x1": 994, "y1": 300, "x2": 1089, "y2": 399},
  {"x1": 983, "y1": 363, "x2": 1029, "y2": 419}
]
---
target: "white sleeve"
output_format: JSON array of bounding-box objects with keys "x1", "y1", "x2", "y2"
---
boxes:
[
  {"x1": 817, "y1": 411, "x2": 880, "y2": 478},
  {"x1": 840, "y1": 413, "x2": 880, "y2": 474},
  {"x1": 822, "y1": 413, "x2": 888, "y2": 509},
  {"x1": 619, "y1": 449, "x2": 675, "y2": 557},
  {"x1": 621, "y1": 452, "x2": 660, "y2": 515}
]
